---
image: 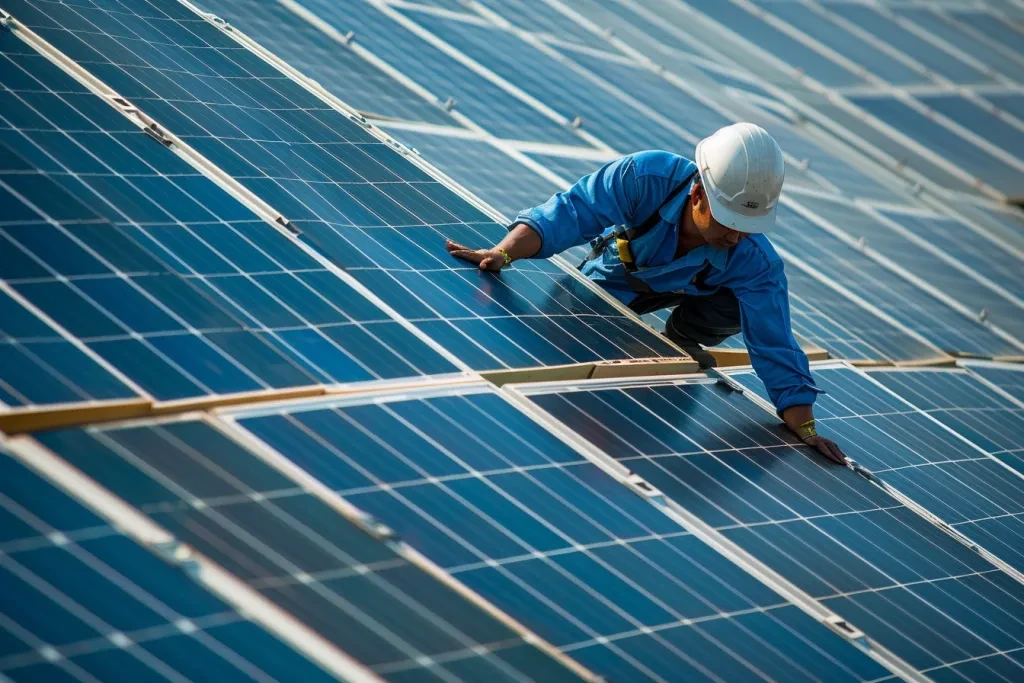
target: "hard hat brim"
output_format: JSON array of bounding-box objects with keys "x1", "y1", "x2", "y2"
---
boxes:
[{"x1": 703, "y1": 185, "x2": 777, "y2": 235}]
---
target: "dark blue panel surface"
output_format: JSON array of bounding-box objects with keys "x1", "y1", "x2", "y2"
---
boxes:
[
  {"x1": 739, "y1": 364, "x2": 1024, "y2": 573},
  {"x1": 774, "y1": 207, "x2": 1019, "y2": 358},
  {"x1": 753, "y1": 1, "x2": 926, "y2": 85},
  {"x1": 683, "y1": 0, "x2": 865, "y2": 86},
  {"x1": 474, "y1": 0, "x2": 609, "y2": 48},
  {"x1": 965, "y1": 363, "x2": 1024, "y2": 404},
  {"x1": 5, "y1": 0, "x2": 676, "y2": 371},
  {"x1": 232, "y1": 386, "x2": 894, "y2": 683},
  {"x1": 32, "y1": 419, "x2": 583, "y2": 682},
  {"x1": 0, "y1": 446, "x2": 342, "y2": 683},
  {"x1": 848, "y1": 95, "x2": 1023, "y2": 198},
  {"x1": 824, "y1": 4, "x2": 993, "y2": 84},
  {"x1": 893, "y1": 8, "x2": 1023, "y2": 82},
  {"x1": 402, "y1": 9, "x2": 696, "y2": 153},
  {"x1": 793, "y1": 195, "x2": 1024, "y2": 341},
  {"x1": 948, "y1": 11, "x2": 1024, "y2": 55},
  {"x1": 191, "y1": 0, "x2": 456, "y2": 125},
  {"x1": 0, "y1": 25, "x2": 458, "y2": 401},
  {"x1": 530, "y1": 377, "x2": 1024, "y2": 679},
  {"x1": 283, "y1": 0, "x2": 579, "y2": 144},
  {"x1": 919, "y1": 94, "x2": 1024, "y2": 162}
]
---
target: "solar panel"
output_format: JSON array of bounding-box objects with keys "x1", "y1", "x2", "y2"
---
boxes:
[
  {"x1": 524, "y1": 153, "x2": 605, "y2": 184},
  {"x1": 26, "y1": 417, "x2": 589, "y2": 681},
  {"x1": 398, "y1": 8, "x2": 697, "y2": 153},
  {"x1": 947, "y1": 10, "x2": 1024, "y2": 56},
  {"x1": 472, "y1": 0, "x2": 609, "y2": 49},
  {"x1": 985, "y1": 93, "x2": 1024, "y2": 124},
  {"x1": 223, "y1": 382, "x2": 898, "y2": 683},
  {"x1": 866, "y1": 365, "x2": 1024, "y2": 478},
  {"x1": 789, "y1": 193, "x2": 1024, "y2": 343},
  {"x1": 916, "y1": 94, "x2": 1024, "y2": 163},
  {"x1": 379, "y1": 127, "x2": 563, "y2": 222},
  {"x1": 847, "y1": 95, "x2": 1023, "y2": 198},
  {"x1": 890, "y1": 8, "x2": 1023, "y2": 83},
  {"x1": 963, "y1": 361, "x2": 1024, "y2": 405},
  {"x1": 5, "y1": 0, "x2": 680, "y2": 372},
  {"x1": 0, "y1": 441, "x2": 357, "y2": 683},
  {"x1": 0, "y1": 35, "x2": 463, "y2": 403},
  {"x1": 524, "y1": 374, "x2": 1024, "y2": 680},
  {"x1": 736, "y1": 363, "x2": 1024, "y2": 576},
  {"x1": 773, "y1": 206, "x2": 1021, "y2": 358},
  {"x1": 288, "y1": 0, "x2": 582, "y2": 145},
  {"x1": 750, "y1": 0, "x2": 928, "y2": 86},
  {"x1": 190, "y1": 0, "x2": 457, "y2": 125},
  {"x1": 682, "y1": 0, "x2": 866, "y2": 87},
  {"x1": 821, "y1": 3, "x2": 995, "y2": 85}
]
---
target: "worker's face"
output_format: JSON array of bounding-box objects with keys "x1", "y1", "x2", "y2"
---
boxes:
[{"x1": 691, "y1": 182, "x2": 749, "y2": 250}]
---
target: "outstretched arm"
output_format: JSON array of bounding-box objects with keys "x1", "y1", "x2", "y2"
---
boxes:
[
  {"x1": 781, "y1": 404, "x2": 847, "y2": 465},
  {"x1": 445, "y1": 223, "x2": 542, "y2": 272}
]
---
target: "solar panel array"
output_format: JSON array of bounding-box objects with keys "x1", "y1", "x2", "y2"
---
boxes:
[{"x1": 2, "y1": 0, "x2": 1024, "y2": 680}]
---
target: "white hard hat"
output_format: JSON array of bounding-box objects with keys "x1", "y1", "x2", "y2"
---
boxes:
[{"x1": 694, "y1": 122, "x2": 785, "y2": 234}]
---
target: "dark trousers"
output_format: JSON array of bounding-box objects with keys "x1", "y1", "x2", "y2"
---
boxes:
[{"x1": 629, "y1": 288, "x2": 742, "y2": 369}]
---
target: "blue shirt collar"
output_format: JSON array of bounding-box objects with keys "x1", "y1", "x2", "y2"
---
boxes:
[{"x1": 658, "y1": 170, "x2": 728, "y2": 272}]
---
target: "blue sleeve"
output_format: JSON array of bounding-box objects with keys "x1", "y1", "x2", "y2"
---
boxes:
[
  {"x1": 733, "y1": 260, "x2": 823, "y2": 413},
  {"x1": 514, "y1": 156, "x2": 642, "y2": 259}
]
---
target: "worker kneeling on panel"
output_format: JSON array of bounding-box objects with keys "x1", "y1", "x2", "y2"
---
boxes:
[{"x1": 447, "y1": 123, "x2": 847, "y2": 464}]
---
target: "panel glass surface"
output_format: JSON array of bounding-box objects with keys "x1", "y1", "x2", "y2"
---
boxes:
[
  {"x1": 891, "y1": 8, "x2": 1023, "y2": 83},
  {"x1": 31, "y1": 419, "x2": 584, "y2": 682},
  {"x1": 530, "y1": 377, "x2": 1024, "y2": 681},
  {"x1": 0, "y1": 447, "x2": 342, "y2": 683},
  {"x1": 382, "y1": 129, "x2": 563, "y2": 221},
  {"x1": 917, "y1": 94, "x2": 1024, "y2": 162},
  {"x1": 290, "y1": 0, "x2": 581, "y2": 144},
  {"x1": 6, "y1": 0, "x2": 678, "y2": 371},
  {"x1": 965, "y1": 363, "x2": 1024, "y2": 404},
  {"x1": 984, "y1": 94, "x2": 1024, "y2": 124},
  {"x1": 876, "y1": 208, "x2": 1024, "y2": 299},
  {"x1": 0, "y1": 32, "x2": 459, "y2": 400},
  {"x1": 822, "y1": 3, "x2": 994, "y2": 85},
  {"x1": 848, "y1": 95, "x2": 1023, "y2": 198},
  {"x1": 191, "y1": 0, "x2": 456, "y2": 125},
  {"x1": 682, "y1": 0, "x2": 866, "y2": 86},
  {"x1": 947, "y1": 11, "x2": 1024, "y2": 55},
  {"x1": 526, "y1": 153, "x2": 606, "y2": 185},
  {"x1": 752, "y1": 1, "x2": 928, "y2": 85},
  {"x1": 791, "y1": 194, "x2": 1024, "y2": 341},
  {"x1": 474, "y1": 0, "x2": 610, "y2": 49},
  {"x1": 773, "y1": 207, "x2": 1020, "y2": 358},
  {"x1": 230, "y1": 386, "x2": 895, "y2": 683},
  {"x1": 400, "y1": 10, "x2": 697, "y2": 153}
]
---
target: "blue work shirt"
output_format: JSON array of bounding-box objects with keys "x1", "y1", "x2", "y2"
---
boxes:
[{"x1": 515, "y1": 150, "x2": 821, "y2": 413}]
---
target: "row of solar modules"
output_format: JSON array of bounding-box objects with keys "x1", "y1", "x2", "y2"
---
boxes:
[
  {"x1": 5, "y1": 357, "x2": 1024, "y2": 681},
  {"x1": 0, "y1": 0, "x2": 685, "y2": 422}
]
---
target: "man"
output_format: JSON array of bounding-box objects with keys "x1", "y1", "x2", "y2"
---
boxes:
[{"x1": 446, "y1": 122, "x2": 846, "y2": 465}]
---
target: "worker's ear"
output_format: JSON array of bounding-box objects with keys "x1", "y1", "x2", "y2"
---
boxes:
[{"x1": 691, "y1": 181, "x2": 707, "y2": 211}]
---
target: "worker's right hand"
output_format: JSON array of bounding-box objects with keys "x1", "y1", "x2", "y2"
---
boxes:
[{"x1": 446, "y1": 239, "x2": 506, "y2": 272}]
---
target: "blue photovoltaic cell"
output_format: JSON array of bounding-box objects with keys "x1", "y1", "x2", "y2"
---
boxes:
[
  {"x1": 876, "y1": 208, "x2": 1024, "y2": 300},
  {"x1": 0, "y1": 34, "x2": 458, "y2": 401},
  {"x1": 848, "y1": 95, "x2": 1023, "y2": 198},
  {"x1": 190, "y1": 0, "x2": 456, "y2": 125},
  {"x1": 985, "y1": 93, "x2": 1024, "y2": 124},
  {"x1": 917, "y1": 94, "x2": 1024, "y2": 163},
  {"x1": 948, "y1": 11, "x2": 1024, "y2": 55},
  {"x1": 30, "y1": 419, "x2": 584, "y2": 682},
  {"x1": 773, "y1": 207, "x2": 1020, "y2": 358},
  {"x1": 231, "y1": 386, "x2": 894, "y2": 683},
  {"x1": 526, "y1": 153, "x2": 606, "y2": 185},
  {"x1": 752, "y1": 1, "x2": 927, "y2": 85},
  {"x1": 1, "y1": 145, "x2": 140, "y2": 408},
  {"x1": 822, "y1": 3, "x2": 994, "y2": 84},
  {"x1": 382, "y1": 129, "x2": 563, "y2": 221},
  {"x1": 891, "y1": 8, "x2": 1023, "y2": 83},
  {"x1": 748, "y1": 365, "x2": 1024, "y2": 576},
  {"x1": 287, "y1": 0, "x2": 581, "y2": 144},
  {"x1": 556, "y1": 45, "x2": 731, "y2": 141},
  {"x1": 965, "y1": 363, "x2": 1024, "y2": 405},
  {"x1": 868, "y1": 367, "x2": 1024, "y2": 478},
  {"x1": 0, "y1": 447, "x2": 348, "y2": 683},
  {"x1": 792, "y1": 195, "x2": 1024, "y2": 342},
  {"x1": 530, "y1": 377, "x2": 1024, "y2": 680},
  {"x1": 402, "y1": 10, "x2": 697, "y2": 154},
  {"x1": 474, "y1": 0, "x2": 609, "y2": 48},
  {"x1": 683, "y1": 0, "x2": 865, "y2": 86},
  {"x1": 6, "y1": 0, "x2": 678, "y2": 371}
]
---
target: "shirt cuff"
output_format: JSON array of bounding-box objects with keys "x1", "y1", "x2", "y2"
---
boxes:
[
  {"x1": 774, "y1": 385, "x2": 826, "y2": 415},
  {"x1": 511, "y1": 214, "x2": 553, "y2": 259}
]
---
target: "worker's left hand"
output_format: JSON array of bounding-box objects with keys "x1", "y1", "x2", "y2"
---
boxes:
[{"x1": 802, "y1": 435, "x2": 848, "y2": 465}]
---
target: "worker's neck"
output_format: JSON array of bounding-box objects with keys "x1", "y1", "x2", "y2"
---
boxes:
[{"x1": 676, "y1": 199, "x2": 707, "y2": 257}]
